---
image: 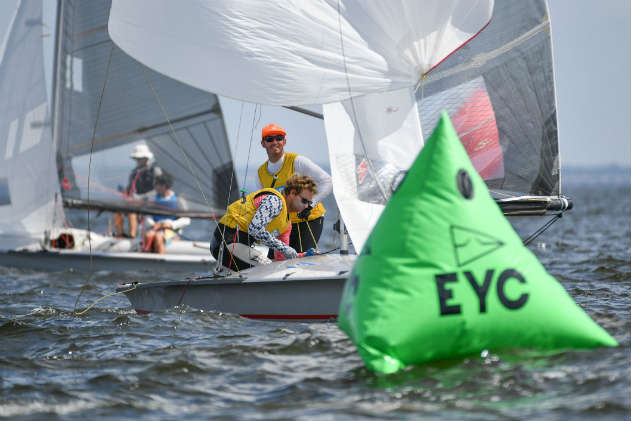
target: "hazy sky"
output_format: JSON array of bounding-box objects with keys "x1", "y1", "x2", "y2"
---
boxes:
[{"x1": 1, "y1": 0, "x2": 629, "y2": 171}]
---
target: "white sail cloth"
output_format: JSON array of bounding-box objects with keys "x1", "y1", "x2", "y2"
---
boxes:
[
  {"x1": 324, "y1": 88, "x2": 424, "y2": 252},
  {"x1": 108, "y1": 0, "x2": 493, "y2": 106},
  {"x1": 0, "y1": 0, "x2": 63, "y2": 251}
]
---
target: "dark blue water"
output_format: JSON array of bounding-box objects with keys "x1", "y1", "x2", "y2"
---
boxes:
[{"x1": 1, "y1": 176, "x2": 629, "y2": 420}]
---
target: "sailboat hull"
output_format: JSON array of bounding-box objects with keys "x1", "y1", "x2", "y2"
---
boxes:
[
  {"x1": 116, "y1": 254, "x2": 355, "y2": 319},
  {"x1": 0, "y1": 249, "x2": 215, "y2": 273}
]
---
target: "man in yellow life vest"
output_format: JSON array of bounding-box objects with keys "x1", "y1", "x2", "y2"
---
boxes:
[
  {"x1": 256, "y1": 123, "x2": 332, "y2": 253},
  {"x1": 211, "y1": 174, "x2": 319, "y2": 271}
]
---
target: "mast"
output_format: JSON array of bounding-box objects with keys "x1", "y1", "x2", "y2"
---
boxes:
[{"x1": 51, "y1": 0, "x2": 65, "y2": 168}]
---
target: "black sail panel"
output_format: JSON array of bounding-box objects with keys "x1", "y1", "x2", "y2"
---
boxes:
[{"x1": 56, "y1": 0, "x2": 238, "y2": 214}]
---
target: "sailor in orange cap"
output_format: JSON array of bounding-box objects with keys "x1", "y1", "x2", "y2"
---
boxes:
[{"x1": 257, "y1": 123, "x2": 332, "y2": 253}]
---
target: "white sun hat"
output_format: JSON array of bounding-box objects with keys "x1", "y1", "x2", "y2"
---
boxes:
[{"x1": 130, "y1": 144, "x2": 153, "y2": 160}]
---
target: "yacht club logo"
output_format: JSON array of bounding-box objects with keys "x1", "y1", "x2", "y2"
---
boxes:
[{"x1": 450, "y1": 225, "x2": 504, "y2": 266}]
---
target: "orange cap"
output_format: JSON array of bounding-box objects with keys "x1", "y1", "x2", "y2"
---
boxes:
[{"x1": 262, "y1": 123, "x2": 286, "y2": 139}]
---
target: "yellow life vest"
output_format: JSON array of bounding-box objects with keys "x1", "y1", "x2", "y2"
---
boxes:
[
  {"x1": 257, "y1": 152, "x2": 326, "y2": 223},
  {"x1": 219, "y1": 188, "x2": 290, "y2": 237}
]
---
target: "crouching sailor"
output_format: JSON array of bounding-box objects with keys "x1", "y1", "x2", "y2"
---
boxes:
[{"x1": 211, "y1": 174, "x2": 319, "y2": 271}]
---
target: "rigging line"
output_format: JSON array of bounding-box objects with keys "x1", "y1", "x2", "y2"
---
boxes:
[
  {"x1": 335, "y1": 0, "x2": 388, "y2": 202},
  {"x1": 212, "y1": 103, "x2": 246, "y2": 272},
  {"x1": 73, "y1": 43, "x2": 115, "y2": 315},
  {"x1": 69, "y1": 108, "x2": 219, "y2": 152},
  {"x1": 139, "y1": 66, "x2": 239, "y2": 266},
  {"x1": 227, "y1": 102, "x2": 245, "y2": 204},
  {"x1": 223, "y1": 102, "x2": 244, "y2": 210},
  {"x1": 74, "y1": 284, "x2": 138, "y2": 316},
  {"x1": 230, "y1": 104, "x2": 261, "y2": 272},
  {"x1": 201, "y1": 120, "x2": 225, "y2": 163},
  {"x1": 415, "y1": 73, "x2": 427, "y2": 143},
  {"x1": 228, "y1": 103, "x2": 261, "y2": 265},
  {"x1": 139, "y1": 64, "x2": 212, "y2": 209},
  {"x1": 522, "y1": 212, "x2": 563, "y2": 246},
  {"x1": 489, "y1": 189, "x2": 519, "y2": 198},
  {"x1": 184, "y1": 126, "x2": 215, "y2": 169},
  {"x1": 222, "y1": 104, "x2": 263, "y2": 274},
  {"x1": 146, "y1": 137, "x2": 216, "y2": 195},
  {"x1": 241, "y1": 104, "x2": 261, "y2": 192},
  {"x1": 213, "y1": 102, "x2": 247, "y2": 265},
  {"x1": 321, "y1": 247, "x2": 341, "y2": 255},
  {"x1": 183, "y1": 125, "x2": 229, "y2": 193}
]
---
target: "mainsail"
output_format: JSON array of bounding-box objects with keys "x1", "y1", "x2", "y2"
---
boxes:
[
  {"x1": 0, "y1": 0, "x2": 63, "y2": 250},
  {"x1": 56, "y1": 0, "x2": 238, "y2": 218}
]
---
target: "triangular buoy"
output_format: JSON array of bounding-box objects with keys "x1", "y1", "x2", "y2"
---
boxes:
[{"x1": 338, "y1": 112, "x2": 618, "y2": 374}]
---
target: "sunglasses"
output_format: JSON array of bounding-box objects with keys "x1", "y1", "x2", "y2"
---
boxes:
[
  {"x1": 298, "y1": 195, "x2": 312, "y2": 206},
  {"x1": 263, "y1": 134, "x2": 285, "y2": 143}
]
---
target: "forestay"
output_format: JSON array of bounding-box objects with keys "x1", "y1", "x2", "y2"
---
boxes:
[
  {"x1": 57, "y1": 0, "x2": 238, "y2": 217},
  {"x1": 0, "y1": 1, "x2": 63, "y2": 250}
]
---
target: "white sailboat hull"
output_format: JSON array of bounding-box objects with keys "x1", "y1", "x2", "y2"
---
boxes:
[
  {"x1": 0, "y1": 246, "x2": 216, "y2": 273},
  {"x1": 0, "y1": 226, "x2": 216, "y2": 272},
  {"x1": 116, "y1": 254, "x2": 355, "y2": 319}
]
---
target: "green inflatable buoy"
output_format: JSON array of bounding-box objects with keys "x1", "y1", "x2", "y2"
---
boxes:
[{"x1": 338, "y1": 112, "x2": 618, "y2": 374}]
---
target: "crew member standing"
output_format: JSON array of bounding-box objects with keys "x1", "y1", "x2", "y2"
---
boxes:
[{"x1": 256, "y1": 123, "x2": 332, "y2": 252}]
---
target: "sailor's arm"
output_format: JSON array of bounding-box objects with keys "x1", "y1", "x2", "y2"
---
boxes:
[
  {"x1": 163, "y1": 217, "x2": 191, "y2": 231},
  {"x1": 248, "y1": 195, "x2": 298, "y2": 259}
]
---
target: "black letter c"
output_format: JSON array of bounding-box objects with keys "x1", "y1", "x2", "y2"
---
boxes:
[{"x1": 497, "y1": 269, "x2": 528, "y2": 310}]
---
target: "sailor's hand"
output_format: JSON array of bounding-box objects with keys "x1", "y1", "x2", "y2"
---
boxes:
[
  {"x1": 253, "y1": 254, "x2": 272, "y2": 264},
  {"x1": 297, "y1": 205, "x2": 312, "y2": 220},
  {"x1": 298, "y1": 248, "x2": 319, "y2": 257},
  {"x1": 283, "y1": 247, "x2": 299, "y2": 260}
]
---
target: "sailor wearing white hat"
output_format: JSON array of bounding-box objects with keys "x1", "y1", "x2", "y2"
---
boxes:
[
  {"x1": 114, "y1": 143, "x2": 162, "y2": 238},
  {"x1": 129, "y1": 144, "x2": 154, "y2": 160}
]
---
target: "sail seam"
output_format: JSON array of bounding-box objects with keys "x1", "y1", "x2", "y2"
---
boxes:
[{"x1": 425, "y1": 19, "x2": 550, "y2": 84}]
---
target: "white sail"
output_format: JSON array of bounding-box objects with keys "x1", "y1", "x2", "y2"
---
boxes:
[
  {"x1": 324, "y1": 88, "x2": 424, "y2": 251},
  {"x1": 108, "y1": 0, "x2": 493, "y2": 106},
  {"x1": 0, "y1": 0, "x2": 64, "y2": 251}
]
